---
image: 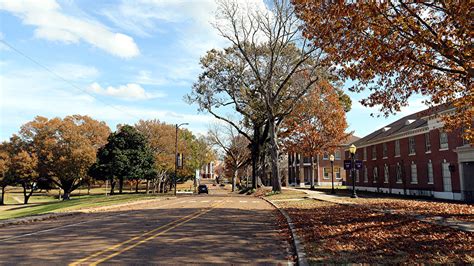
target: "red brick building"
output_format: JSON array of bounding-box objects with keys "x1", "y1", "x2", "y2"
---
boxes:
[
  {"x1": 345, "y1": 106, "x2": 474, "y2": 202},
  {"x1": 288, "y1": 135, "x2": 360, "y2": 187}
]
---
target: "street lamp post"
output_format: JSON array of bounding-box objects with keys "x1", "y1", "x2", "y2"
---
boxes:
[
  {"x1": 329, "y1": 154, "x2": 335, "y2": 194},
  {"x1": 349, "y1": 144, "x2": 358, "y2": 198},
  {"x1": 175, "y1": 123, "x2": 189, "y2": 196}
]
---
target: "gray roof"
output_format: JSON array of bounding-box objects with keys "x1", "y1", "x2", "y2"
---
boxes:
[{"x1": 351, "y1": 104, "x2": 452, "y2": 147}]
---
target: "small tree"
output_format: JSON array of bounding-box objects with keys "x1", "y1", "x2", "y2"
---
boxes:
[
  {"x1": 10, "y1": 150, "x2": 39, "y2": 204},
  {"x1": 208, "y1": 123, "x2": 250, "y2": 192},
  {"x1": 0, "y1": 143, "x2": 12, "y2": 205},
  {"x1": 281, "y1": 81, "x2": 351, "y2": 188},
  {"x1": 90, "y1": 125, "x2": 155, "y2": 194}
]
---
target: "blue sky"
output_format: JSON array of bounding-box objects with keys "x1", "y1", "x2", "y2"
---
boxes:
[{"x1": 0, "y1": 0, "x2": 427, "y2": 141}]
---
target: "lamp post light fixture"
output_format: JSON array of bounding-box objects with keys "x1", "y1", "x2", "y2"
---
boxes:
[
  {"x1": 329, "y1": 154, "x2": 335, "y2": 194},
  {"x1": 175, "y1": 123, "x2": 189, "y2": 196},
  {"x1": 349, "y1": 144, "x2": 358, "y2": 198}
]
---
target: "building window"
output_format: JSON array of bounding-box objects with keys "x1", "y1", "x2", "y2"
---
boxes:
[
  {"x1": 442, "y1": 160, "x2": 452, "y2": 192},
  {"x1": 323, "y1": 153, "x2": 329, "y2": 160},
  {"x1": 323, "y1": 168, "x2": 330, "y2": 179},
  {"x1": 363, "y1": 166, "x2": 368, "y2": 183},
  {"x1": 410, "y1": 161, "x2": 417, "y2": 184},
  {"x1": 335, "y1": 150, "x2": 341, "y2": 160},
  {"x1": 395, "y1": 140, "x2": 400, "y2": 157},
  {"x1": 373, "y1": 166, "x2": 378, "y2": 183},
  {"x1": 427, "y1": 160, "x2": 434, "y2": 184},
  {"x1": 335, "y1": 168, "x2": 341, "y2": 179},
  {"x1": 440, "y1": 131, "x2": 449, "y2": 150},
  {"x1": 396, "y1": 163, "x2": 402, "y2": 183},
  {"x1": 382, "y1": 143, "x2": 387, "y2": 158},
  {"x1": 384, "y1": 164, "x2": 389, "y2": 183},
  {"x1": 408, "y1": 136, "x2": 416, "y2": 155},
  {"x1": 372, "y1": 145, "x2": 377, "y2": 160},
  {"x1": 363, "y1": 147, "x2": 367, "y2": 161},
  {"x1": 425, "y1": 133, "x2": 431, "y2": 152}
]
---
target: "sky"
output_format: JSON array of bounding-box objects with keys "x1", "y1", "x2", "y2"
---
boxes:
[{"x1": 0, "y1": 0, "x2": 428, "y2": 142}]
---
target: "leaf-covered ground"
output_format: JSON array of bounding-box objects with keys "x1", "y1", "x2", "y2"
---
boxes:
[
  {"x1": 272, "y1": 196, "x2": 473, "y2": 264},
  {"x1": 343, "y1": 197, "x2": 474, "y2": 222}
]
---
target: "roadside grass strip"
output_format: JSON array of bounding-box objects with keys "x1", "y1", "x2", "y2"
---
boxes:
[{"x1": 70, "y1": 202, "x2": 223, "y2": 265}]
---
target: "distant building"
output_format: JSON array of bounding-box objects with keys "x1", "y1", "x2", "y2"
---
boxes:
[
  {"x1": 345, "y1": 105, "x2": 473, "y2": 202},
  {"x1": 288, "y1": 135, "x2": 360, "y2": 187}
]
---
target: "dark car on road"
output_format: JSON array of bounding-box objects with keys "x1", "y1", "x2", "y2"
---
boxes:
[{"x1": 198, "y1": 184, "x2": 208, "y2": 194}]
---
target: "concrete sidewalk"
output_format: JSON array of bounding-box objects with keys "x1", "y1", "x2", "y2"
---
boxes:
[{"x1": 284, "y1": 187, "x2": 474, "y2": 233}]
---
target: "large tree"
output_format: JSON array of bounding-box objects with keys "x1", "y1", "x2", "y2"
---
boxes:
[
  {"x1": 90, "y1": 125, "x2": 155, "y2": 194},
  {"x1": 188, "y1": 0, "x2": 327, "y2": 192},
  {"x1": 293, "y1": 1, "x2": 473, "y2": 142},
  {"x1": 19, "y1": 115, "x2": 110, "y2": 199}
]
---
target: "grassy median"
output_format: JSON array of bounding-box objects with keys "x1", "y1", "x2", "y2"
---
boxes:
[{"x1": 0, "y1": 192, "x2": 165, "y2": 220}]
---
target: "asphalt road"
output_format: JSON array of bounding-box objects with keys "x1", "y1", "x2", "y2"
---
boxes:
[{"x1": 0, "y1": 188, "x2": 291, "y2": 265}]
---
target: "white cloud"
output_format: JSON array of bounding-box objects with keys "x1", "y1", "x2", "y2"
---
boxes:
[
  {"x1": 0, "y1": 0, "x2": 140, "y2": 58},
  {"x1": 89, "y1": 82, "x2": 165, "y2": 100}
]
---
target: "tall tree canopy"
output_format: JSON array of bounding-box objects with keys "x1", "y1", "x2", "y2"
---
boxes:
[
  {"x1": 188, "y1": 0, "x2": 329, "y2": 192},
  {"x1": 293, "y1": 1, "x2": 473, "y2": 142}
]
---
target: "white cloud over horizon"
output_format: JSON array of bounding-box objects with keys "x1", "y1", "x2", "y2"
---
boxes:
[{"x1": 0, "y1": 0, "x2": 140, "y2": 58}]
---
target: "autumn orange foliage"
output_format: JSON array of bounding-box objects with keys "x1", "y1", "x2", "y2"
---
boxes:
[
  {"x1": 293, "y1": 1, "x2": 473, "y2": 143},
  {"x1": 281, "y1": 80, "x2": 350, "y2": 156}
]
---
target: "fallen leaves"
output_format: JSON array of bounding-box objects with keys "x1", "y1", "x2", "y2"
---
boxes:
[{"x1": 277, "y1": 199, "x2": 473, "y2": 264}]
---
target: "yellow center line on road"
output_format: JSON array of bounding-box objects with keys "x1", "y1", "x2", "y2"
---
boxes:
[
  {"x1": 68, "y1": 199, "x2": 195, "y2": 266},
  {"x1": 89, "y1": 201, "x2": 223, "y2": 265},
  {"x1": 69, "y1": 201, "x2": 223, "y2": 266}
]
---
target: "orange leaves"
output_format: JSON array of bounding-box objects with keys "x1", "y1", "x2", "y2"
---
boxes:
[
  {"x1": 293, "y1": 1, "x2": 473, "y2": 143},
  {"x1": 281, "y1": 81, "x2": 349, "y2": 156},
  {"x1": 279, "y1": 199, "x2": 474, "y2": 263}
]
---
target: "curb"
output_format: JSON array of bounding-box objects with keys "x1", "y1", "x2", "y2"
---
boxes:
[
  {"x1": 0, "y1": 212, "x2": 79, "y2": 228},
  {"x1": 262, "y1": 197, "x2": 309, "y2": 266}
]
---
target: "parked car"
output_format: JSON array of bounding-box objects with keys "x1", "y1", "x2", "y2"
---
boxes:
[{"x1": 198, "y1": 184, "x2": 208, "y2": 194}]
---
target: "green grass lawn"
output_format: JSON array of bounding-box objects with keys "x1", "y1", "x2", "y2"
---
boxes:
[{"x1": 0, "y1": 192, "x2": 166, "y2": 221}]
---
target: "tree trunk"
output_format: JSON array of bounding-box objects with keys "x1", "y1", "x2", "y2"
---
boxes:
[
  {"x1": 146, "y1": 180, "x2": 150, "y2": 194},
  {"x1": 22, "y1": 183, "x2": 30, "y2": 204},
  {"x1": 299, "y1": 154, "x2": 304, "y2": 187},
  {"x1": 310, "y1": 156, "x2": 315, "y2": 189},
  {"x1": 232, "y1": 169, "x2": 238, "y2": 192},
  {"x1": 62, "y1": 191, "x2": 71, "y2": 200},
  {"x1": 119, "y1": 177, "x2": 124, "y2": 194},
  {"x1": 87, "y1": 183, "x2": 91, "y2": 195},
  {"x1": 135, "y1": 180, "x2": 139, "y2": 193},
  {"x1": 251, "y1": 144, "x2": 258, "y2": 189},
  {"x1": 110, "y1": 180, "x2": 116, "y2": 195},
  {"x1": 0, "y1": 185, "x2": 5, "y2": 205},
  {"x1": 269, "y1": 119, "x2": 281, "y2": 192}
]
